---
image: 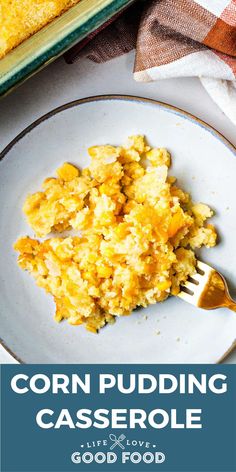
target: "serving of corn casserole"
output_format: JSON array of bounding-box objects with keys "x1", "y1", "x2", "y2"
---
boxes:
[
  {"x1": 14, "y1": 136, "x2": 217, "y2": 332},
  {"x1": 0, "y1": 0, "x2": 81, "y2": 59}
]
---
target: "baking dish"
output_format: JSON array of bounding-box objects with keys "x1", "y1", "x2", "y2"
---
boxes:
[{"x1": 0, "y1": 0, "x2": 134, "y2": 97}]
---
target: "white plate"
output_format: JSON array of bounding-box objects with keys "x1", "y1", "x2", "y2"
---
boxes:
[{"x1": 1, "y1": 95, "x2": 236, "y2": 364}]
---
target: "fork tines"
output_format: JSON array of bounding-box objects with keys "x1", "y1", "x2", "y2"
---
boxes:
[{"x1": 177, "y1": 260, "x2": 214, "y2": 306}]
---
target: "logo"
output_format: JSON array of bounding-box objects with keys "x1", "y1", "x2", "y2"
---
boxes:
[
  {"x1": 71, "y1": 435, "x2": 165, "y2": 466},
  {"x1": 109, "y1": 434, "x2": 126, "y2": 450}
]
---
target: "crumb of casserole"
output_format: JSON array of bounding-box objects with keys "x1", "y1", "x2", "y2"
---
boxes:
[
  {"x1": 0, "y1": 0, "x2": 81, "y2": 59},
  {"x1": 14, "y1": 136, "x2": 217, "y2": 332}
]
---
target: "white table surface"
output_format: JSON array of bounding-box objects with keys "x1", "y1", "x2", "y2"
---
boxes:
[{"x1": 0, "y1": 51, "x2": 235, "y2": 364}]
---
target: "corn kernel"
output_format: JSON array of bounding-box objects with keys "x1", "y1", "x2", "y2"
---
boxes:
[
  {"x1": 156, "y1": 280, "x2": 172, "y2": 291},
  {"x1": 56, "y1": 163, "x2": 79, "y2": 181},
  {"x1": 97, "y1": 265, "x2": 113, "y2": 278}
]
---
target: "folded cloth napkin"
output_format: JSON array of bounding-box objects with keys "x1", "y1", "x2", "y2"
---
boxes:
[{"x1": 65, "y1": 0, "x2": 236, "y2": 125}]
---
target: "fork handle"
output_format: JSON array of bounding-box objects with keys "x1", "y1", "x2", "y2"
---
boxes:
[{"x1": 226, "y1": 301, "x2": 236, "y2": 312}]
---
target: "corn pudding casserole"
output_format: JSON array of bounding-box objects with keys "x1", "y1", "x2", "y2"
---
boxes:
[
  {"x1": 0, "y1": 0, "x2": 81, "y2": 59},
  {"x1": 14, "y1": 136, "x2": 217, "y2": 332}
]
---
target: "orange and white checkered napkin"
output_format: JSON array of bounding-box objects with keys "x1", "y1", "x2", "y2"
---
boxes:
[
  {"x1": 66, "y1": 0, "x2": 236, "y2": 123},
  {"x1": 134, "y1": 0, "x2": 236, "y2": 124}
]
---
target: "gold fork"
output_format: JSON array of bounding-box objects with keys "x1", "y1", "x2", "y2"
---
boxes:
[{"x1": 178, "y1": 260, "x2": 236, "y2": 312}]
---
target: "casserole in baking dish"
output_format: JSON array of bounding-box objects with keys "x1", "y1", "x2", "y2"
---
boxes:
[
  {"x1": 0, "y1": 0, "x2": 83, "y2": 59},
  {"x1": 0, "y1": 0, "x2": 134, "y2": 96}
]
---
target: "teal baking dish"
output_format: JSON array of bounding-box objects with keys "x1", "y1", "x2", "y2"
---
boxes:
[{"x1": 0, "y1": 0, "x2": 134, "y2": 97}]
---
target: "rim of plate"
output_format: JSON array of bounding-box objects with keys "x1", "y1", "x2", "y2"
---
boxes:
[{"x1": 0, "y1": 94, "x2": 235, "y2": 364}]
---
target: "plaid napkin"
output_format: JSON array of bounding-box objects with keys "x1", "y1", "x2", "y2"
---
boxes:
[{"x1": 65, "y1": 0, "x2": 236, "y2": 124}]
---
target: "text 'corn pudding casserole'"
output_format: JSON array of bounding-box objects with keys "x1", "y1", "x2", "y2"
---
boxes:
[
  {"x1": 0, "y1": 0, "x2": 81, "y2": 59},
  {"x1": 14, "y1": 136, "x2": 217, "y2": 332}
]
